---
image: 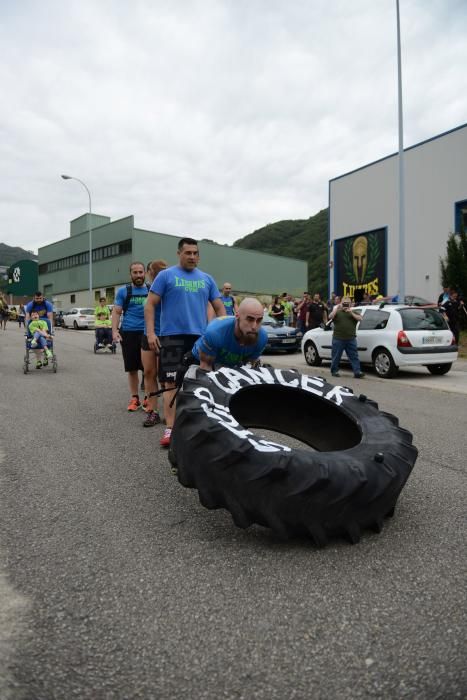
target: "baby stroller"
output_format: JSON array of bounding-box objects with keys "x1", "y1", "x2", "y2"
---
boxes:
[
  {"x1": 94, "y1": 327, "x2": 117, "y2": 354},
  {"x1": 23, "y1": 319, "x2": 58, "y2": 373}
]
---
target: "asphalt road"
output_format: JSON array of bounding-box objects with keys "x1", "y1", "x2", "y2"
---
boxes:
[{"x1": 0, "y1": 324, "x2": 466, "y2": 699}]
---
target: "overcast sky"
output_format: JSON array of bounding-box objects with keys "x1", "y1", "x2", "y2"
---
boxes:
[{"x1": 1, "y1": 0, "x2": 466, "y2": 253}]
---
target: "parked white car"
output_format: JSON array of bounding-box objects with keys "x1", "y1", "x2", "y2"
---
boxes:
[
  {"x1": 301, "y1": 304, "x2": 458, "y2": 378},
  {"x1": 62, "y1": 308, "x2": 95, "y2": 330}
]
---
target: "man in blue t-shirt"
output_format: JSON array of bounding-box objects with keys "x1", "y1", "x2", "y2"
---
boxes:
[
  {"x1": 220, "y1": 282, "x2": 238, "y2": 317},
  {"x1": 144, "y1": 237, "x2": 226, "y2": 447},
  {"x1": 112, "y1": 262, "x2": 149, "y2": 411},
  {"x1": 25, "y1": 292, "x2": 54, "y2": 329},
  {"x1": 192, "y1": 298, "x2": 267, "y2": 370}
]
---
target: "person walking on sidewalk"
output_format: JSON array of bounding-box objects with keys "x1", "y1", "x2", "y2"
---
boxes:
[{"x1": 328, "y1": 297, "x2": 364, "y2": 378}]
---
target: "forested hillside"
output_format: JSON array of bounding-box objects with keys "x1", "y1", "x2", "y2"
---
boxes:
[
  {"x1": 233, "y1": 208, "x2": 328, "y2": 295},
  {"x1": 0, "y1": 243, "x2": 37, "y2": 266}
]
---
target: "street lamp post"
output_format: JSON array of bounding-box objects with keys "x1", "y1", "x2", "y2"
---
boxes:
[
  {"x1": 396, "y1": 0, "x2": 405, "y2": 302},
  {"x1": 61, "y1": 174, "x2": 93, "y2": 306}
]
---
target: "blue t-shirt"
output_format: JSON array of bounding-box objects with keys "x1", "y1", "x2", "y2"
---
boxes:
[
  {"x1": 151, "y1": 266, "x2": 221, "y2": 336},
  {"x1": 25, "y1": 299, "x2": 53, "y2": 321},
  {"x1": 115, "y1": 284, "x2": 149, "y2": 331},
  {"x1": 220, "y1": 295, "x2": 235, "y2": 316},
  {"x1": 192, "y1": 317, "x2": 268, "y2": 367}
]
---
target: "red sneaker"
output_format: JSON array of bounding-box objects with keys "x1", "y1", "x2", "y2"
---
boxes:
[
  {"x1": 160, "y1": 428, "x2": 172, "y2": 447},
  {"x1": 127, "y1": 396, "x2": 141, "y2": 412},
  {"x1": 142, "y1": 396, "x2": 150, "y2": 412}
]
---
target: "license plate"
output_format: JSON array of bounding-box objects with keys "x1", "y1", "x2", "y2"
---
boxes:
[
  {"x1": 282, "y1": 338, "x2": 296, "y2": 344},
  {"x1": 422, "y1": 336, "x2": 442, "y2": 344}
]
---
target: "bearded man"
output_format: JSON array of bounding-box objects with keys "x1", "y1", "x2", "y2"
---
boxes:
[{"x1": 191, "y1": 298, "x2": 267, "y2": 371}]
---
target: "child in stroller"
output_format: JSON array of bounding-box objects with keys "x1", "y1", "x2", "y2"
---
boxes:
[
  {"x1": 28, "y1": 311, "x2": 53, "y2": 368},
  {"x1": 94, "y1": 312, "x2": 116, "y2": 353}
]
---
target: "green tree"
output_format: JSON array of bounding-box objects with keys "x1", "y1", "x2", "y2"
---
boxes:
[
  {"x1": 440, "y1": 231, "x2": 467, "y2": 293},
  {"x1": 440, "y1": 231, "x2": 467, "y2": 329}
]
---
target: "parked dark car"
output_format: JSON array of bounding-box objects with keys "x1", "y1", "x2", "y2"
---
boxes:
[{"x1": 262, "y1": 313, "x2": 302, "y2": 353}]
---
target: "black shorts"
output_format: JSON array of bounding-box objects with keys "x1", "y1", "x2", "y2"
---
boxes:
[
  {"x1": 159, "y1": 334, "x2": 199, "y2": 383},
  {"x1": 120, "y1": 330, "x2": 144, "y2": 372},
  {"x1": 140, "y1": 334, "x2": 160, "y2": 354}
]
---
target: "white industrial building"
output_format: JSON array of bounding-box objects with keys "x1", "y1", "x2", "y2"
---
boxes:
[{"x1": 328, "y1": 122, "x2": 467, "y2": 302}]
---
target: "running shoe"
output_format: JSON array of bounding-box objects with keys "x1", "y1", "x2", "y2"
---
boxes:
[
  {"x1": 127, "y1": 396, "x2": 141, "y2": 411},
  {"x1": 45, "y1": 348, "x2": 52, "y2": 358},
  {"x1": 142, "y1": 396, "x2": 150, "y2": 412},
  {"x1": 42, "y1": 357, "x2": 48, "y2": 367},
  {"x1": 160, "y1": 428, "x2": 172, "y2": 447},
  {"x1": 30, "y1": 340, "x2": 38, "y2": 348},
  {"x1": 36, "y1": 360, "x2": 42, "y2": 369},
  {"x1": 143, "y1": 410, "x2": 161, "y2": 427}
]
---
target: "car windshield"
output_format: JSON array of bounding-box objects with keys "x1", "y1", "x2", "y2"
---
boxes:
[
  {"x1": 80, "y1": 309, "x2": 95, "y2": 315},
  {"x1": 398, "y1": 308, "x2": 449, "y2": 331}
]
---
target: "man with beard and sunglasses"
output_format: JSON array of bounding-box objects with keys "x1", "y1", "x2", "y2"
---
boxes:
[{"x1": 191, "y1": 298, "x2": 267, "y2": 371}]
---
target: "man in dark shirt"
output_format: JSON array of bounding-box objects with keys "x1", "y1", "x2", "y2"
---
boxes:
[
  {"x1": 441, "y1": 288, "x2": 464, "y2": 344},
  {"x1": 306, "y1": 293, "x2": 328, "y2": 330}
]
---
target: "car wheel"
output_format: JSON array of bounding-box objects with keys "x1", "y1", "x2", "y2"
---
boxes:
[
  {"x1": 427, "y1": 363, "x2": 452, "y2": 376},
  {"x1": 304, "y1": 341, "x2": 322, "y2": 366},
  {"x1": 373, "y1": 348, "x2": 398, "y2": 378},
  {"x1": 169, "y1": 366, "x2": 418, "y2": 545},
  {"x1": 73, "y1": 320, "x2": 79, "y2": 330}
]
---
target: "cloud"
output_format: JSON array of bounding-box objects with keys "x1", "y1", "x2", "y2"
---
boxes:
[{"x1": 1, "y1": 0, "x2": 466, "y2": 252}]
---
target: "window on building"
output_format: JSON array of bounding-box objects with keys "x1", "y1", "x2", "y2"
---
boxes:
[
  {"x1": 105, "y1": 287, "x2": 114, "y2": 301},
  {"x1": 70, "y1": 294, "x2": 76, "y2": 303},
  {"x1": 455, "y1": 200, "x2": 467, "y2": 234}
]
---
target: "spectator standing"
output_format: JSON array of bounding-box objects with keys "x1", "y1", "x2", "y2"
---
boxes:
[
  {"x1": 144, "y1": 237, "x2": 225, "y2": 447},
  {"x1": 296, "y1": 292, "x2": 311, "y2": 333},
  {"x1": 112, "y1": 262, "x2": 149, "y2": 412},
  {"x1": 281, "y1": 293, "x2": 294, "y2": 326},
  {"x1": 18, "y1": 304, "x2": 26, "y2": 328},
  {"x1": 140, "y1": 259, "x2": 167, "y2": 427},
  {"x1": 328, "y1": 297, "x2": 364, "y2": 378},
  {"x1": 441, "y1": 288, "x2": 464, "y2": 345},
  {"x1": 220, "y1": 283, "x2": 238, "y2": 316},
  {"x1": 327, "y1": 292, "x2": 337, "y2": 315},
  {"x1": 438, "y1": 286, "x2": 450, "y2": 305},
  {"x1": 0, "y1": 297, "x2": 8, "y2": 330},
  {"x1": 306, "y1": 293, "x2": 328, "y2": 330},
  {"x1": 269, "y1": 296, "x2": 285, "y2": 322}
]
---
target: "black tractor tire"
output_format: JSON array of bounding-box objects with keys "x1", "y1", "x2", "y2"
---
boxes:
[
  {"x1": 373, "y1": 347, "x2": 398, "y2": 378},
  {"x1": 427, "y1": 363, "x2": 452, "y2": 376},
  {"x1": 304, "y1": 340, "x2": 322, "y2": 367},
  {"x1": 169, "y1": 366, "x2": 417, "y2": 545}
]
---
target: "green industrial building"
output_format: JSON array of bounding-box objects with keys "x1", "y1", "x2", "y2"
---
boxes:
[{"x1": 38, "y1": 213, "x2": 307, "y2": 309}]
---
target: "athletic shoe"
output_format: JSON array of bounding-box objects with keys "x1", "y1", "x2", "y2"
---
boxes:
[
  {"x1": 331, "y1": 372, "x2": 340, "y2": 377},
  {"x1": 42, "y1": 357, "x2": 48, "y2": 367},
  {"x1": 142, "y1": 396, "x2": 150, "y2": 412},
  {"x1": 127, "y1": 397, "x2": 141, "y2": 412},
  {"x1": 143, "y1": 410, "x2": 161, "y2": 427},
  {"x1": 160, "y1": 428, "x2": 172, "y2": 447},
  {"x1": 30, "y1": 340, "x2": 38, "y2": 348},
  {"x1": 36, "y1": 360, "x2": 42, "y2": 369},
  {"x1": 354, "y1": 372, "x2": 365, "y2": 378},
  {"x1": 45, "y1": 348, "x2": 52, "y2": 358},
  {"x1": 98, "y1": 343, "x2": 104, "y2": 348}
]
